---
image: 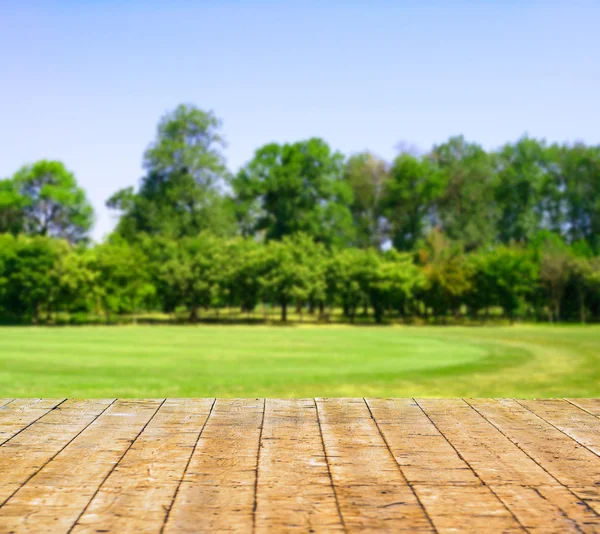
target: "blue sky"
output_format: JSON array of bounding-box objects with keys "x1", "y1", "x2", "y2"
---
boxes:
[{"x1": 1, "y1": 1, "x2": 599, "y2": 240}]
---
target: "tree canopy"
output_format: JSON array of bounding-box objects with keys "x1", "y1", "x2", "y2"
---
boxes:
[
  {"x1": 1, "y1": 161, "x2": 93, "y2": 242},
  {"x1": 108, "y1": 104, "x2": 236, "y2": 240},
  {"x1": 3, "y1": 103, "x2": 600, "y2": 325}
]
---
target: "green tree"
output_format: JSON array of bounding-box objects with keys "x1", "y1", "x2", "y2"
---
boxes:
[
  {"x1": 417, "y1": 229, "x2": 472, "y2": 319},
  {"x1": 367, "y1": 250, "x2": 424, "y2": 323},
  {"x1": 50, "y1": 247, "x2": 98, "y2": 317},
  {"x1": 109, "y1": 104, "x2": 236, "y2": 239},
  {"x1": 233, "y1": 139, "x2": 355, "y2": 246},
  {"x1": 468, "y1": 246, "x2": 538, "y2": 322},
  {"x1": 0, "y1": 179, "x2": 26, "y2": 234},
  {"x1": 494, "y1": 138, "x2": 549, "y2": 244},
  {"x1": 430, "y1": 136, "x2": 498, "y2": 250},
  {"x1": 261, "y1": 234, "x2": 326, "y2": 321},
  {"x1": 325, "y1": 248, "x2": 369, "y2": 321},
  {"x1": 156, "y1": 232, "x2": 228, "y2": 321},
  {"x1": 385, "y1": 153, "x2": 444, "y2": 251},
  {"x1": 9, "y1": 161, "x2": 93, "y2": 242},
  {"x1": 557, "y1": 144, "x2": 600, "y2": 250},
  {"x1": 93, "y1": 238, "x2": 155, "y2": 318},
  {"x1": 226, "y1": 237, "x2": 268, "y2": 313},
  {"x1": 0, "y1": 235, "x2": 63, "y2": 321},
  {"x1": 342, "y1": 152, "x2": 389, "y2": 248}
]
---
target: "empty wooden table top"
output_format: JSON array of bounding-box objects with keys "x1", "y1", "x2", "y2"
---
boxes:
[{"x1": 0, "y1": 398, "x2": 600, "y2": 533}]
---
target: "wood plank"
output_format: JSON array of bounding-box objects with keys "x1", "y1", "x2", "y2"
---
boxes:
[
  {"x1": 417, "y1": 399, "x2": 600, "y2": 531},
  {"x1": 0, "y1": 400, "x2": 13, "y2": 408},
  {"x1": 0, "y1": 399, "x2": 163, "y2": 533},
  {"x1": 492, "y1": 485, "x2": 600, "y2": 533},
  {"x1": 162, "y1": 398, "x2": 264, "y2": 534},
  {"x1": 566, "y1": 399, "x2": 600, "y2": 418},
  {"x1": 368, "y1": 398, "x2": 524, "y2": 533},
  {"x1": 0, "y1": 399, "x2": 65, "y2": 445},
  {"x1": 0, "y1": 399, "x2": 115, "y2": 506},
  {"x1": 70, "y1": 399, "x2": 214, "y2": 534},
  {"x1": 521, "y1": 399, "x2": 600, "y2": 456},
  {"x1": 255, "y1": 399, "x2": 344, "y2": 533},
  {"x1": 316, "y1": 398, "x2": 433, "y2": 533},
  {"x1": 467, "y1": 399, "x2": 600, "y2": 487},
  {"x1": 417, "y1": 398, "x2": 555, "y2": 486},
  {"x1": 368, "y1": 398, "x2": 478, "y2": 485}
]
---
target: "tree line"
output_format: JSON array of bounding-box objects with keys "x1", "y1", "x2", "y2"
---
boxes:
[{"x1": 1, "y1": 103, "x2": 600, "y2": 324}]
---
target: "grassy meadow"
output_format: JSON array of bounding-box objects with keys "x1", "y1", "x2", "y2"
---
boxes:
[{"x1": 0, "y1": 324, "x2": 599, "y2": 398}]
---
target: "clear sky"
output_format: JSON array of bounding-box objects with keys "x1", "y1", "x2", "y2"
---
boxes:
[{"x1": 1, "y1": 1, "x2": 599, "y2": 240}]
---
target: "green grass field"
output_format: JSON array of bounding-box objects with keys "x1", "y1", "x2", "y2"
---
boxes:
[{"x1": 0, "y1": 325, "x2": 599, "y2": 398}]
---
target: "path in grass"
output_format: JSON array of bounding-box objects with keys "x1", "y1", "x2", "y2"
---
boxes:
[{"x1": 0, "y1": 325, "x2": 598, "y2": 397}]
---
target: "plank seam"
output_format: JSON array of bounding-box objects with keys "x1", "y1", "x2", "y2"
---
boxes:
[
  {"x1": 0, "y1": 398, "x2": 118, "y2": 509},
  {"x1": 251, "y1": 398, "x2": 266, "y2": 534},
  {"x1": 516, "y1": 400, "x2": 600, "y2": 460},
  {"x1": 160, "y1": 398, "x2": 217, "y2": 534},
  {"x1": 67, "y1": 399, "x2": 167, "y2": 534},
  {"x1": 415, "y1": 399, "x2": 528, "y2": 532},
  {"x1": 314, "y1": 398, "x2": 348, "y2": 534},
  {"x1": 564, "y1": 398, "x2": 600, "y2": 420},
  {"x1": 0, "y1": 398, "x2": 67, "y2": 447},
  {"x1": 464, "y1": 399, "x2": 600, "y2": 520},
  {"x1": 0, "y1": 399, "x2": 15, "y2": 408},
  {"x1": 529, "y1": 486, "x2": 585, "y2": 534},
  {"x1": 364, "y1": 398, "x2": 438, "y2": 534}
]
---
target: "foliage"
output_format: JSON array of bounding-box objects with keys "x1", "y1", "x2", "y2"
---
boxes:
[
  {"x1": 2, "y1": 161, "x2": 93, "y2": 242},
  {"x1": 4, "y1": 104, "x2": 600, "y2": 325},
  {"x1": 343, "y1": 152, "x2": 389, "y2": 248},
  {"x1": 108, "y1": 104, "x2": 236, "y2": 239},
  {"x1": 233, "y1": 138, "x2": 355, "y2": 246}
]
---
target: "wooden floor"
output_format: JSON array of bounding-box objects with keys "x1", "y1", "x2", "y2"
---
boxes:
[{"x1": 0, "y1": 399, "x2": 600, "y2": 533}]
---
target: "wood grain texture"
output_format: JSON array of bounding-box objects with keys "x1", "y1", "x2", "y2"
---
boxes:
[
  {"x1": 467, "y1": 398, "x2": 600, "y2": 487},
  {"x1": 1, "y1": 398, "x2": 600, "y2": 533},
  {"x1": 71, "y1": 399, "x2": 214, "y2": 534},
  {"x1": 0, "y1": 399, "x2": 163, "y2": 533},
  {"x1": 162, "y1": 398, "x2": 264, "y2": 534},
  {"x1": 520, "y1": 399, "x2": 600, "y2": 456},
  {"x1": 255, "y1": 399, "x2": 344, "y2": 533},
  {"x1": 368, "y1": 398, "x2": 524, "y2": 533},
  {"x1": 417, "y1": 399, "x2": 600, "y2": 531},
  {"x1": 0, "y1": 398, "x2": 65, "y2": 445},
  {"x1": 316, "y1": 398, "x2": 433, "y2": 533},
  {"x1": 0, "y1": 399, "x2": 115, "y2": 506}
]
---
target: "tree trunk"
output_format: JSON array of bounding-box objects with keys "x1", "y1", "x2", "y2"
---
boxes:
[
  {"x1": 374, "y1": 304, "x2": 383, "y2": 324},
  {"x1": 578, "y1": 284, "x2": 586, "y2": 324},
  {"x1": 281, "y1": 300, "x2": 287, "y2": 322},
  {"x1": 189, "y1": 306, "x2": 199, "y2": 322}
]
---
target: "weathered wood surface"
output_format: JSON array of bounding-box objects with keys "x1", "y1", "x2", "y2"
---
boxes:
[{"x1": 1, "y1": 399, "x2": 600, "y2": 533}]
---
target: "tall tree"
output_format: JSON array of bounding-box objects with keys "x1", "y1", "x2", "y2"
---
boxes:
[
  {"x1": 233, "y1": 138, "x2": 355, "y2": 246},
  {"x1": 0, "y1": 178, "x2": 26, "y2": 234},
  {"x1": 342, "y1": 152, "x2": 389, "y2": 248},
  {"x1": 385, "y1": 153, "x2": 444, "y2": 251},
  {"x1": 430, "y1": 136, "x2": 498, "y2": 250},
  {"x1": 261, "y1": 234, "x2": 326, "y2": 321},
  {"x1": 493, "y1": 137, "x2": 549, "y2": 244},
  {"x1": 108, "y1": 104, "x2": 236, "y2": 239},
  {"x1": 416, "y1": 229, "x2": 472, "y2": 319},
  {"x1": 8, "y1": 161, "x2": 93, "y2": 242},
  {"x1": 558, "y1": 144, "x2": 600, "y2": 250}
]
